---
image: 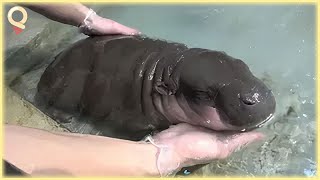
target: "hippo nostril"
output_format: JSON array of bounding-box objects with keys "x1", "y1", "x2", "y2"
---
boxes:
[
  {"x1": 242, "y1": 98, "x2": 256, "y2": 106},
  {"x1": 240, "y1": 92, "x2": 260, "y2": 106}
]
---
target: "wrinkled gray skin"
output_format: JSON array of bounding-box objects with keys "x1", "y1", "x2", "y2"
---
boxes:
[{"x1": 35, "y1": 35, "x2": 276, "y2": 141}]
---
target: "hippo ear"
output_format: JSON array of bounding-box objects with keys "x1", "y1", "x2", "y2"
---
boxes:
[{"x1": 154, "y1": 82, "x2": 176, "y2": 95}]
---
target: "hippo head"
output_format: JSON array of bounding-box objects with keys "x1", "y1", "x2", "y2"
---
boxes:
[{"x1": 171, "y1": 48, "x2": 276, "y2": 132}]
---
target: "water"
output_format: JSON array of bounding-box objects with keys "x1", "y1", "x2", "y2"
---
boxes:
[{"x1": 5, "y1": 4, "x2": 316, "y2": 177}]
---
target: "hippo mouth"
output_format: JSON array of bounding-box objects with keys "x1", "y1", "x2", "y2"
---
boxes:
[
  {"x1": 189, "y1": 103, "x2": 274, "y2": 132},
  {"x1": 189, "y1": 103, "x2": 234, "y2": 131},
  {"x1": 159, "y1": 93, "x2": 273, "y2": 132}
]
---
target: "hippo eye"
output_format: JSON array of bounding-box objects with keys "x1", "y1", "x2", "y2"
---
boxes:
[{"x1": 191, "y1": 90, "x2": 215, "y2": 107}]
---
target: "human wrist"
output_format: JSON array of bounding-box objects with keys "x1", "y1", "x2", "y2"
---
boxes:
[
  {"x1": 145, "y1": 136, "x2": 184, "y2": 177},
  {"x1": 138, "y1": 143, "x2": 161, "y2": 176},
  {"x1": 78, "y1": 8, "x2": 99, "y2": 35},
  {"x1": 88, "y1": 139, "x2": 160, "y2": 177},
  {"x1": 78, "y1": 8, "x2": 95, "y2": 26}
]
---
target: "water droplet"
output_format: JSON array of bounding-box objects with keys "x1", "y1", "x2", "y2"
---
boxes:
[
  {"x1": 241, "y1": 129, "x2": 246, "y2": 132},
  {"x1": 258, "y1": 124, "x2": 264, "y2": 128},
  {"x1": 306, "y1": 73, "x2": 311, "y2": 77},
  {"x1": 184, "y1": 169, "x2": 191, "y2": 175},
  {"x1": 303, "y1": 114, "x2": 308, "y2": 118},
  {"x1": 302, "y1": 100, "x2": 306, "y2": 104},
  {"x1": 302, "y1": 39, "x2": 305, "y2": 43},
  {"x1": 290, "y1": 139, "x2": 297, "y2": 144},
  {"x1": 253, "y1": 93, "x2": 260, "y2": 102},
  {"x1": 139, "y1": 70, "x2": 143, "y2": 77},
  {"x1": 148, "y1": 65, "x2": 157, "y2": 80},
  {"x1": 206, "y1": 119, "x2": 211, "y2": 123}
]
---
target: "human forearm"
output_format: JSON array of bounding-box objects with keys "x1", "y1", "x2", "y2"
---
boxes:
[
  {"x1": 21, "y1": 3, "x2": 90, "y2": 27},
  {"x1": 17, "y1": 3, "x2": 139, "y2": 36},
  {"x1": 4, "y1": 125, "x2": 159, "y2": 176}
]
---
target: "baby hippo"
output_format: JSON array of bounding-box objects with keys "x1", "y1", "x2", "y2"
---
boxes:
[{"x1": 35, "y1": 35, "x2": 276, "y2": 140}]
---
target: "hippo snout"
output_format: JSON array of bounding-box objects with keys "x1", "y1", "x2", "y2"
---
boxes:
[{"x1": 213, "y1": 79, "x2": 276, "y2": 129}]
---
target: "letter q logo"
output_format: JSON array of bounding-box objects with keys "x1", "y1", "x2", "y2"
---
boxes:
[{"x1": 7, "y1": 6, "x2": 28, "y2": 35}]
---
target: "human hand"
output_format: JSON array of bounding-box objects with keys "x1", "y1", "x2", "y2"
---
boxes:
[
  {"x1": 147, "y1": 123, "x2": 264, "y2": 176},
  {"x1": 79, "y1": 10, "x2": 140, "y2": 36}
]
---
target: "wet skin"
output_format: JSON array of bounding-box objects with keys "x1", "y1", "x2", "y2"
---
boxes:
[{"x1": 35, "y1": 35, "x2": 276, "y2": 140}]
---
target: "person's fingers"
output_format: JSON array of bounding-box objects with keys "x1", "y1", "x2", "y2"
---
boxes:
[
  {"x1": 218, "y1": 132, "x2": 264, "y2": 158},
  {"x1": 89, "y1": 15, "x2": 141, "y2": 36},
  {"x1": 109, "y1": 20, "x2": 140, "y2": 35}
]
